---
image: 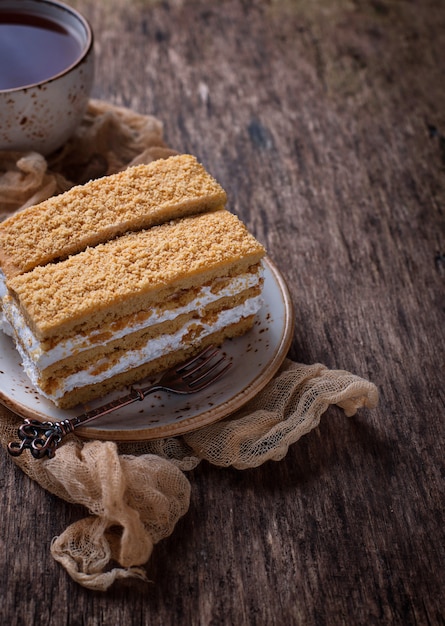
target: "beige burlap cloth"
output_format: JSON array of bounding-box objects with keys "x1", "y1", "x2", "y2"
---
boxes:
[{"x1": 0, "y1": 100, "x2": 379, "y2": 591}]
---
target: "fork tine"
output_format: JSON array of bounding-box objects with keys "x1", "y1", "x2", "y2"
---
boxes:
[
  {"x1": 188, "y1": 360, "x2": 232, "y2": 391},
  {"x1": 175, "y1": 345, "x2": 220, "y2": 375},
  {"x1": 184, "y1": 353, "x2": 226, "y2": 384}
]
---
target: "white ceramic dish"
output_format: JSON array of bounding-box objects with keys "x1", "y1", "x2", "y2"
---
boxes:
[{"x1": 0, "y1": 257, "x2": 293, "y2": 441}]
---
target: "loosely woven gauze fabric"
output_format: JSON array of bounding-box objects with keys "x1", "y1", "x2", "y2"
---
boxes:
[{"x1": 0, "y1": 101, "x2": 379, "y2": 591}]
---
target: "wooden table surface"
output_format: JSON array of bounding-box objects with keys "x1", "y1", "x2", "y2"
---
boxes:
[{"x1": 1, "y1": 1, "x2": 444, "y2": 624}]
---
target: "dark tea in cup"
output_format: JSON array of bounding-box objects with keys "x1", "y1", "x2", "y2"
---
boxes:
[{"x1": 0, "y1": 11, "x2": 85, "y2": 90}]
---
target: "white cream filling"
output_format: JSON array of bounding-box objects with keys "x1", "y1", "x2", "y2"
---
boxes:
[{"x1": 20, "y1": 294, "x2": 263, "y2": 401}]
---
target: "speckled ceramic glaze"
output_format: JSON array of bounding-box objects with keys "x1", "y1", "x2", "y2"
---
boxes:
[{"x1": 0, "y1": 0, "x2": 94, "y2": 155}]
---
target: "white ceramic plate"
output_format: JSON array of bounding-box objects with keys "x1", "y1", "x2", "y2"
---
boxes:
[{"x1": 0, "y1": 257, "x2": 294, "y2": 441}]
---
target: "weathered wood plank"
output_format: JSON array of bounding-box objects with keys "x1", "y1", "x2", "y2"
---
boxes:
[{"x1": 1, "y1": 0, "x2": 444, "y2": 624}]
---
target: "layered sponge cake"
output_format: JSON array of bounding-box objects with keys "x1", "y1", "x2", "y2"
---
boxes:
[{"x1": 0, "y1": 155, "x2": 265, "y2": 408}]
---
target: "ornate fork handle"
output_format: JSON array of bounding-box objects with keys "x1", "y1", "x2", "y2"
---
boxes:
[
  {"x1": 7, "y1": 387, "x2": 148, "y2": 460},
  {"x1": 8, "y1": 419, "x2": 75, "y2": 460}
]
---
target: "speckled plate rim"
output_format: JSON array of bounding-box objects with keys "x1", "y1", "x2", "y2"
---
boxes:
[{"x1": 0, "y1": 256, "x2": 294, "y2": 442}]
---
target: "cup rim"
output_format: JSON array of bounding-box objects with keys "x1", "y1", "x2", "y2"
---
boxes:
[{"x1": 0, "y1": 0, "x2": 94, "y2": 93}]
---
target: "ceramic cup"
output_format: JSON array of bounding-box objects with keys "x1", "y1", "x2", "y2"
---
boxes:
[{"x1": 0, "y1": 0, "x2": 94, "y2": 155}]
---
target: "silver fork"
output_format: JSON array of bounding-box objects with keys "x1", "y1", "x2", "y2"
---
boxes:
[{"x1": 7, "y1": 345, "x2": 231, "y2": 460}]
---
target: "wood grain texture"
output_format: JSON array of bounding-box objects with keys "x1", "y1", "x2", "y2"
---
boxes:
[{"x1": 1, "y1": 0, "x2": 444, "y2": 624}]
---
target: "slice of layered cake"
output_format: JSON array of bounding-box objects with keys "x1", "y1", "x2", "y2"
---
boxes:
[{"x1": 0, "y1": 155, "x2": 265, "y2": 408}]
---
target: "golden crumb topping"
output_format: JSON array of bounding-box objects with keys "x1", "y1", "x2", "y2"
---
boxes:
[
  {"x1": 8, "y1": 210, "x2": 265, "y2": 339},
  {"x1": 0, "y1": 154, "x2": 227, "y2": 279}
]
